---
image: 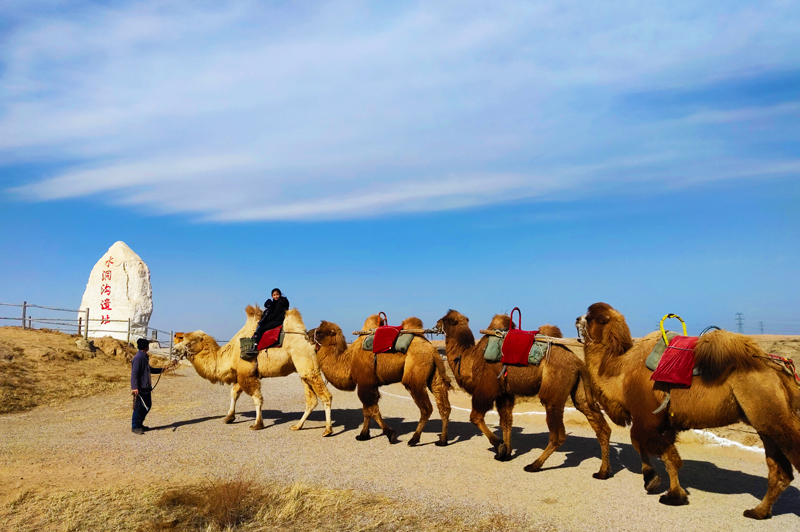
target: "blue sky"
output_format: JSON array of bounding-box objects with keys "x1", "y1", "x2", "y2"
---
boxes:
[{"x1": 1, "y1": 1, "x2": 799, "y2": 339}]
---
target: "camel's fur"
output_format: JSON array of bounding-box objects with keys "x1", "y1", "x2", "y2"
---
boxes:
[
  {"x1": 577, "y1": 302, "x2": 800, "y2": 518},
  {"x1": 175, "y1": 305, "x2": 333, "y2": 435},
  {"x1": 436, "y1": 310, "x2": 611, "y2": 477},
  {"x1": 313, "y1": 315, "x2": 452, "y2": 446}
]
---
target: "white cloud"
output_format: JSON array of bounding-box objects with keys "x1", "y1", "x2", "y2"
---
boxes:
[{"x1": 2, "y1": 1, "x2": 799, "y2": 220}]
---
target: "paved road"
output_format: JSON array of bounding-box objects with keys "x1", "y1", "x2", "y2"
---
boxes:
[{"x1": 1, "y1": 362, "x2": 798, "y2": 531}]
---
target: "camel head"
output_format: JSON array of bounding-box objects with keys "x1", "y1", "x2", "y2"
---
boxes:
[
  {"x1": 174, "y1": 330, "x2": 220, "y2": 361},
  {"x1": 313, "y1": 320, "x2": 347, "y2": 352},
  {"x1": 576, "y1": 303, "x2": 633, "y2": 356},
  {"x1": 436, "y1": 309, "x2": 468, "y2": 333}
]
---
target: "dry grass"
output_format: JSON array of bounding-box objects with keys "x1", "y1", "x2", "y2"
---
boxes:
[
  {"x1": 0, "y1": 476, "x2": 537, "y2": 532},
  {"x1": 0, "y1": 327, "x2": 144, "y2": 414}
]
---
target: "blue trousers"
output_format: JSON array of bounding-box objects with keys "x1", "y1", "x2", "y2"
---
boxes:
[{"x1": 132, "y1": 392, "x2": 152, "y2": 429}]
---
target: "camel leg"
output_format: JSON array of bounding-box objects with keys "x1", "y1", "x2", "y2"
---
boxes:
[
  {"x1": 307, "y1": 374, "x2": 333, "y2": 437},
  {"x1": 405, "y1": 384, "x2": 433, "y2": 446},
  {"x1": 631, "y1": 435, "x2": 661, "y2": 493},
  {"x1": 524, "y1": 402, "x2": 566, "y2": 472},
  {"x1": 430, "y1": 371, "x2": 452, "y2": 447},
  {"x1": 291, "y1": 377, "x2": 319, "y2": 432},
  {"x1": 224, "y1": 383, "x2": 243, "y2": 424},
  {"x1": 571, "y1": 379, "x2": 612, "y2": 479},
  {"x1": 356, "y1": 385, "x2": 397, "y2": 443},
  {"x1": 469, "y1": 396, "x2": 503, "y2": 453},
  {"x1": 658, "y1": 444, "x2": 689, "y2": 506},
  {"x1": 249, "y1": 385, "x2": 264, "y2": 430},
  {"x1": 495, "y1": 394, "x2": 515, "y2": 461},
  {"x1": 743, "y1": 434, "x2": 793, "y2": 520}
]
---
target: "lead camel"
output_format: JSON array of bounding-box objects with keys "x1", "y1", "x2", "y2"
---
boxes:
[
  {"x1": 435, "y1": 310, "x2": 611, "y2": 477},
  {"x1": 175, "y1": 305, "x2": 333, "y2": 435}
]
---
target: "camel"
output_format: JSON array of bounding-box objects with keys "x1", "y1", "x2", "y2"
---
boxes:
[
  {"x1": 312, "y1": 315, "x2": 452, "y2": 445},
  {"x1": 576, "y1": 302, "x2": 800, "y2": 518},
  {"x1": 435, "y1": 310, "x2": 612, "y2": 477},
  {"x1": 175, "y1": 305, "x2": 333, "y2": 436}
]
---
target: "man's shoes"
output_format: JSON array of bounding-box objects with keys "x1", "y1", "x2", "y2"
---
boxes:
[
  {"x1": 132, "y1": 427, "x2": 145, "y2": 435},
  {"x1": 142, "y1": 426, "x2": 151, "y2": 431}
]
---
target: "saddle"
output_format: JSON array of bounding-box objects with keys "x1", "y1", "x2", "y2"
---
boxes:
[
  {"x1": 649, "y1": 315, "x2": 707, "y2": 387},
  {"x1": 500, "y1": 308, "x2": 538, "y2": 366},
  {"x1": 257, "y1": 325, "x2": 283, "y2": 350}
]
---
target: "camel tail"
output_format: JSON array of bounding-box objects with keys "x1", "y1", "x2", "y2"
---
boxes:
[
  {"x1": 431, "y1": 350, "x2": 453, "y2": 391},
  {"x1": 694, "y1": 330, "x2": 764, "y2": 383}
]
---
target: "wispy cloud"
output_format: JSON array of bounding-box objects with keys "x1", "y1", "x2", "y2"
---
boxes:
[{"x1": 2, "y1": 1, "x2": 799, "y2": 220}]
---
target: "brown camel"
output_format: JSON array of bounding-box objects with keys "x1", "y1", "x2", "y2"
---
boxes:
[
  {"x1": 312, "y1": 315, "x2": 452, "y2": 445},
  {"x1": 175, "y1": 305, "x2": 333, "y2": 435},
  {"x1": 436, "y1": 310, "x2": 612, "y2": 477},
  {"x1": 576, "y1": 302, "x2": 800, "y2": 519}
]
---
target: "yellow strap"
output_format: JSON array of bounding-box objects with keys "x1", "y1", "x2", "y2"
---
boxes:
[{"x1": 660, "y1": 313, "x2": 687, "y2": 345}]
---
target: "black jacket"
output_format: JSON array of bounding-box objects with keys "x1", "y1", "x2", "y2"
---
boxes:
[{"x1": 257, "y1": 296, "x2": 290, "y2": 332}]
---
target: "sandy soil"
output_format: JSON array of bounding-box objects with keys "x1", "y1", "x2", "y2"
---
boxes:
[{"x1": 1, "y1": 328, "x2": 799, "y2": 531}]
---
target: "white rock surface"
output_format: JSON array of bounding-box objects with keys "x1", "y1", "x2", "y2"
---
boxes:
[{"x1": 77, "y1": 241, "x2": 153, "y2": 342}]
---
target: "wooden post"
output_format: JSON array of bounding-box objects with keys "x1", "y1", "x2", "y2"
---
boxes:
[
  {"x1": 28, "y1": 316, "x2": 32, "y2": 329},
  {"x1": 84, "y1": 308, "x2": 89, "y2": 340},
  {"x1": 127, "y1": 319, "x2": 131, "y2": 345},
  {"x1": 152, "y1": 329, "x2": 157, "y2": 341},
  {"x1": 169, "y1": 330, "x2": 174, "y2": 360},
  {"x1": 78, "y1": 317, "x2": 82, "y2": 336},
  {"x1": 21, "y1": 301, "x2": 26, "y2": 330}
]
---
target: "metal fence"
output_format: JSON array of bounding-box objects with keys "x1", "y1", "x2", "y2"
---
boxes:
[{"x1": 0, "y1": 301, "x2": 176, "y2": 357}]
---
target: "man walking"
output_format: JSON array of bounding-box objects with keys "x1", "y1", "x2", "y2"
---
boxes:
[{"x1": 131, "y1": 338, "x2": 175, "y2": 434}]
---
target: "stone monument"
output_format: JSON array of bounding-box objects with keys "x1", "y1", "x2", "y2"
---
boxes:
[{"x1": 77, "y1": 241, "x2": 153, "y2": 342}]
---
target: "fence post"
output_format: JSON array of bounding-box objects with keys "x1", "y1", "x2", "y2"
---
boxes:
[
  {"x1": 22, "y1": 301, "x2": 27, "y2": 330},
  {"x1": 84, "y1": 308, "x2": 89, "y2": 340},
  {"x1": 78, "y1": 317, "x2": 82, "y2": 336},
  {"x1": 152, "y1": 329, "x2": 157, "y2": 341},
  {"x1": 28, "y1": 316, "x2": 32, "y2": 329},
  {"x1": 169, "y1": 330, "x2": 174, "y2": 360},
  {"x1": 127, "y1": 319, "x2": 131, "y2": 345}
]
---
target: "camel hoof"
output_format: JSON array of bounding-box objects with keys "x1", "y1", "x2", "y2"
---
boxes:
[
  {"x1": 435, "y1": 439, "x2": 448, "y2": 447},
  {"x1": 659, "y1": 493, "x2": 689, "y2": 506},
  {"x1": 743, "y1": 509, "x2": 771, "y2": 520},
  {"x1": 496, "y1": 443, "x2": 511, "y2": 460},
  {"x1": 384, "y1": 428, "x2": 398, "y2": 444},
  {"x1": 250, "y1": 422, "x2": 264, "y2": 431},
  {"x1": 407, "y1": 436, "x2": 420, "y2": 447},
  {"x1": 355, "y1": 433, "x2": 371, "y2": 441},
  {"x1": 322, "y1": 427, "x2": 333, "y2": 437},
  {"x1": 223, "y1": 415, "x2": 235, "y2": 424},
  {"x1": 523, "y1": 462, "x2": 542, "y2": 473},
  {"x1": 644, "y1": 472, "x2": 661, "y2": 493},
  {"x1": 290, "y1": 424, "x2": 301, "y2": 431},
  {"x1": 593, "y1": 470, "x2": 611, "y2": 480}
]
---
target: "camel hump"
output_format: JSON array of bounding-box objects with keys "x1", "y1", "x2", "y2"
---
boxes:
[
  {"x1": 538, "y1": 324, "x2": 563, "y2": 338},
  {"x1": 488, "y1": 314, "x2": 512, "y2": 330},
  {"x1": 694, "y1": 329, "x2": 764, "y2": 382},
  {"x1": 402, "y1": 317, "x2": 423, "y2": 330},
  {"x1": 246, "y1": 304, "x2": 263, "y2": 319},
  {"x1": 363, "y1": 314, "x2": 382, "y2": 329}
]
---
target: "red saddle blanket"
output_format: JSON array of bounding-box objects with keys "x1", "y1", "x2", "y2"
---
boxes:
[
  {"x1": 651, "y1": 335, "x2": 698, "y2": 387},
  {"x1": 256, "y1": 325, "x2": 283, "y2": 350},
  {"x1": 373, "y1": 325, "x2": 403, "y2": 354},
  {"x1": 501, "y1": 329, "x2": 538, "y2": 365}
]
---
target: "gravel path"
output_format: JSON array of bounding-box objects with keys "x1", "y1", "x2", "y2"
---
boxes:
[{"x1": 1, "y1": 362, "x2": 798, "y2": 531}]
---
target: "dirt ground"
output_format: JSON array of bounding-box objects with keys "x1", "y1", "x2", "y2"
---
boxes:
[{"x1": 1, "y1": 327, "x2": 799, "y2": 531}]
